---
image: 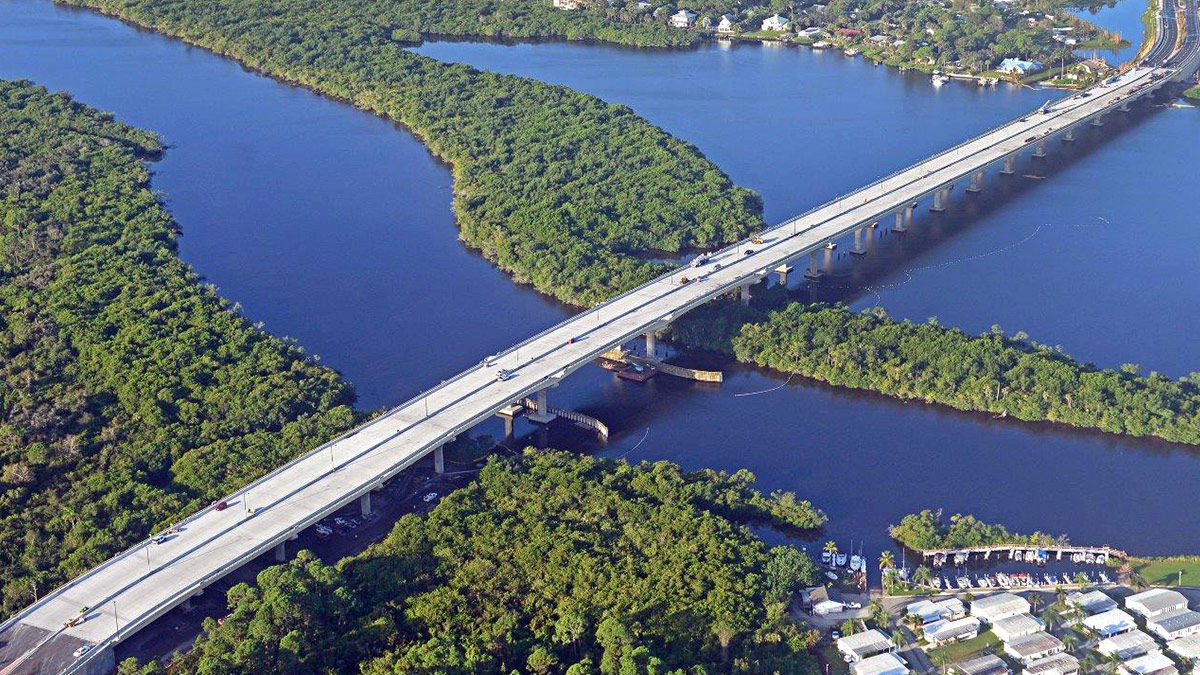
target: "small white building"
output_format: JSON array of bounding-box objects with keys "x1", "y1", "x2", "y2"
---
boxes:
[
  {"x1": 810, "y1": 586, "x2": 846, "y2": 616},
  {"x1": 973, "y1": 593, "x2": 1032, "y2": 624},
  {"x1": 761, "y1": 14, "x2": 790, "y2": 31},
  {"x1": 798, "y1": 26, "x2": 824, "y2": 38},
  {"x1": 838, "y1": 629, "x2": 894, "y2": 662},
  {"x1": 954, "y1": 654, "x2": 1011, "y2": 675},
  {"x1": 1126, "y1": 589, "x2": 1188, "y2": 620},
  {"x1": 1005, "y1": 632, "x2": 1065, "y2": 665},
  {"x1": 997, "y1": 58, "x2": 1043, "y2": 75},
  {"x1": 926, "y1": 617, "x2": 982, "y2": 646},
  {"x1": 993, "y1": 614, "x2": 1044, "y2": 642},
  {"x1": 1167, "y1": 634, "x2": 1200, "y2": 663},
  {"x1": 716, "y1": 14, "x2": 737, "y2": 33},
  {"x1": 1096, "y1": 630, "x2": 1159, "y2": 661},
  {"x1": 669, "y1": 9, "x2": 697, "y2": 28},
  {"x1": 907, "y1": 598, "x2": 967, "y2": 624},
  {"x1": 1083, "y1": 609, "x2": 1138, "y2": 638},
  {"x1": 851, "y1": 652, "x2": 910, "y2": 675},
  {"x1": 1023, "y1": 654, "x2": 1080, "y2": 675},
  {"x1": 1067, "y1": 590, "x2": 1118, "y2": 615},
  {"x1": 552, "y1": 0, "x2": 584, "y2": 9},
  {"x1": 1148, "y1": 610, "x2": 1200, "y2": 641},
  {"x1": 1120, "y1": 652, "x2": 1179, "y2": 675}
]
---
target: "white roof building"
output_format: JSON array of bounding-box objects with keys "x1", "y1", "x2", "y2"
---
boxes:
[
  {"x1": 1096, "y1": 630, "x2": 1159, "y2": 660},
  {"x1": 954, "y1": 654, "x2": 1011, "y2": 675},
  {"x1": 838, "y1": 629, "x2": 893, "y2": 662},
  {"x1": 798, "y1": 26, "x2": 824, "y2": 38},
  {"x1": 761, "y1": 14, "x2": 790, "y2": 31},
  {"x1": 926, "y1": 617, "x2": 982, "y2": 646},
  {"x1": 851, "y1": 652, "x2": 910, "y2": 675},
  {"x1": 1023, "y1": 654, "x2": 1079, "y2": 675},
  {"x1": 994, "y1": 614, "x2": 1044, "y2": 642},
  {"x1": 716, "y1": 14, "x2": 737, "y2": 33},
  {"x1": 809, "y1": 586, "x2": 846, "y2": 616},
  {"x1": 1120, "y1": 652, "x2": 1178, "y2": 675},
  {"x1": 973, "y1": 593, "x2": 1032, "y2": 624},
  {"x1": 1083, "y1": 608, "x2": 1138, "y2": 637},
  {"x1": 668, "y1": 9, "x2": 696, "y2": 27},
  {"x1": 1067, "y1": 590, "x2": 1118, "y2": 615},
  {"x1": 907, "y1": 598, "x2": 967, "y2": 624},
  {"x1": 1167, "y1": 634, "x2": 1200, "y2": 663},
  {"x1": 1126, "y1": 589, "x2": 1189, "y2": 620},
  {"x1": 1005, "y1": 632, "x2": 1064, "y2": 664},
  {"x1": 1148, "y1": 610, "x2": 1200, "y2": 641}
]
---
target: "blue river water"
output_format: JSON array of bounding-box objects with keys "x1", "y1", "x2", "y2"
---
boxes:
[
  {"x1": 1072, "y1": 0, "x2": 1148, "y2": 64},
  {"x1": 2, "y1": 0, "x2": 1198, "y2": 566}
]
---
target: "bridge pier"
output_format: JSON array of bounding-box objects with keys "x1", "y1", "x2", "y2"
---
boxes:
[
  {"x1": 1063, "y1": 125, "x2": 1076, "y2": 142},
  {"x1": 967, "y1": 170, "x2": 984, "y2": 194},
  {"x1": 1033, "y1": 139, "x2": 1047, "y2": 158},
  {"x1": 851, "y1": 226, "x2": 867, "y2": 254},
  {"x1": 433, "y1": 444, "x2": 446, "y2": 474},
  {"x1": 645, "y1": 331, "x2": 657, "y2": 360},
  {"x1": 274, "y1": 541, "x2": 287, "y2": 562},
  {"x1": 360, "y1": 492, "x2": 372, "y2": 517},
  {"x1": 804, "y1": 251, "x2": 823, "y2": 280},
  {"x1": 1001, "y1": 154, "x2": 1016, "y2": 175},
  {"x1": 1091, "y1": 116, "x2": 1105, "y2": 127},
  {"x1": 527, "y1": 389, "x2": 557, "y2": 425},
  {"x1": 1120, "y1": 102, "x2": 1131, "y2": 113},
  {"x1": 497, "y1": 403, "x2": 521, "y2": 439},
  {"x1": 930, "y1": 186, "x2": 949, "y2": 212},
  {"x1": 774, "y1": 263, "x2": 794, "y2": 287},
  {"x1": 739, "y1": 284, "x2": 752, "y2": 305},
  {"x1": 891, "y1": 210, "x2": 906, "y2": 233}
]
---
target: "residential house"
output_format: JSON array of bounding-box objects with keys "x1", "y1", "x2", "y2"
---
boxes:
[
  {"x1": 851, "y1": 653, "x2": 910, "y2": 675},
  {"x1": 1147, "y1": 610, "x2": 1200, "y2": 641},
  {"x1": 552, "y1": 0, "x2": 584, "y2": 9},
  {"x1": 838, "y1": 629, "x2": 894, "y2": 662},
  {"x1": 908, "y1": 598, "x2": 967, "y2": 625},
  {"x1": 1120, "y1": 652, "x2": 1179, "y2": 675},
  {"x1": 1096, "y1": 630, "x2": 1159, "y2": 661},
  {"x1": 953, "y1": 654, "x2": 1011, "y2": 675},
  {"x1": 1004, "y1": 632, "x2": 1065, "y2": 665},
  {"x1": 997, "y1": 58, "x2": 1043, "y2": 75},
  {"x1": 716, "y1": 14, "x2": 737, "y2": 33},
  {"x1": 669, "y1": 9, "x2": 697, "y2": 27},
  {"x1": 1023, "y1": 654, "x2": 1080, "y2": 675},
  {"x1": 810, "y1": 586, "x2": 846, "y2": 616},
  {"x1": 1127, "y1": 590, "x2": 1190, "y2": 620},
  {"x1": 1082, "y1": 609, "x2": 1138, "y2": 638},
  {"x1": 1067, "y1": 590, "x2": 1118, "y2": 615},
  {"x1": 973, "y1": 593, "x2": 1032, "y2": 624},
  {"x1": 925, "y1": 617, "x2": 982, "y2": 647},
  {"x1": 993, "y1": 614, "x2": 1044, "y2": 642},
  {"x1": 1166, "y1": 634, "x2": 1200, "y2": 664}
]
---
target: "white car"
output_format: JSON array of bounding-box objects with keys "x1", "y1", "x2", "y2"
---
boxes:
[
  {"x1": 73, "y1": 645, "x2": 91, "y2": 658},
  {"x1": 845, "y1": 601, "x2": 862, "y2": 609},
  {"x1": 422, "y1": 492, "x2": 438, "y2": 503}
]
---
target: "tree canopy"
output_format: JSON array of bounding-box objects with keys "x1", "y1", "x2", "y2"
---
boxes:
[{"x1": 888, "y1": 509, "x2": 1063, "y2": 551}]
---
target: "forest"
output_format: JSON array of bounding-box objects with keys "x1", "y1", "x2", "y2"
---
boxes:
[
  {"x1": 65, "y1": 0, "x2": 764, "y2": 306},
  {"x1": 125, "y1": 451, "x2": 826, "y2": 675},
  {"x1": 669, "y1": 300, "x2": 1200, "y2": 445},
  {"x1": 888, "y1": 509, "x2": 1063, "y2": 551},
  {"x1": 0, "y1": 79, "x2": 357, "y2": 614}
]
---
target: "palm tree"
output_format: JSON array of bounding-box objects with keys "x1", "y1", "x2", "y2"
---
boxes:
[
  {"x1": 1079, "y1": 654, "x2": 1097, "y2": 674},
  {"x1": 825, "y1": 541, "x2": 840, "y2": 557},
  {"x1": 891, "y1": 630, "x2": 907, "y2": 651},
  {"x1": 1062, "y1": 632, "x2": 1080, "y2": 653},
  {"x1": 1042, "y1": 606, "x2": 1061, "y2": 633},
  {"x1": 913, "y1": 565, "x2": 933, "y2": 588},
  {"x1": 1028, "y1": 592, "x2": 1044, "y2": 613},
  {"x1": 879, "y1": 550, "x2": 896, "y2": 571}
]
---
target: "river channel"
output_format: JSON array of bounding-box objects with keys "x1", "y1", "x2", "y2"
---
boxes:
[{"x1": 2, "y1": 0, "x2": 1198, "y2": 569}]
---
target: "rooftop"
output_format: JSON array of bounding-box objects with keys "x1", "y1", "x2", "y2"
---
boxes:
[
  {"x1": 955, "y1": 654, "x2": 1010, "y2": 675},
  {"x1": 1121, "y1": 652, "x2": 1178, "y2": 675},
  {"x1": 1150, "y1": 610, "x2": 1200, "y2": 634},
  {"x1": 927, "y1": 617, "x2": 981, "y2": 642},
  {"x1": 1006, "y1": 632, "x2": 1063, "y2": 658},
  {"x1": 851, "y1": 652, "x2": 909, "y2": 675},
  {"x1": 974, "y1": 593, "x2": 1030, "y2": 613},
  {"x1": 1084, "y1": 609, "x2": 1138, "y2": 636},
  {"x1": 995, "y1": 614, "x2": 1043, "y2": 636},
  {"x1": 1097, "y1": 630, "x2": 1158, "y2": 658},
  {"x1": 1167, "y1": 634, "x2": 1200, "y2": 660},
  {"x1": 1024, "y1": 653, "x2": 1079, "y2": 675},
  {"x1": 839, "y1": 629, "x2": 893, "y2": 656},
  {"x1": 1067, "y1": 590, "x2": 1118, "y2": 614},
  {"x1": 1127, "y1": 589, "x2": 1188, "y2": 614}
]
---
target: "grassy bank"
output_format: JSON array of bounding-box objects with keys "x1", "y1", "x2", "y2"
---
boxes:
[
  {"x1": 0, "y1": 79, "x2": 358, "y2": 613},
  {"x1": 669, "y1": 299, "x2": 1200, "y2": 445},
  {"x1": 64, "y1": 0, "x2": 764, "y2": 307},
  {"x1": 1128, "y1": 556, "x2": 1200, "y2": 586}
]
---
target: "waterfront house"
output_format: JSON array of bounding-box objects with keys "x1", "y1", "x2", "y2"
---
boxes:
[
  {"x1": 907, "y1": 598, "x2": 967, "y2": 624},
  {"x1": 810, "y1": 586, "x2": 846, "y2": 615},
  {"x1": 839, "y1": 28, "x2": 863, "y2": 38},
  {"x1": 1097, "y1": 630, "x2": 1159, "y2": 661},
  {"x1": 761, "y1": 14, "x2": 790, "y2": 31},
  {"x1": 798, "y1": 26, "x2": 824, "y2": 38},
  {"x1": 1083, "y1": 609, "x2": 1138, "y2": 638},
  {"x1": 993, "y1": 614, "x2": 1044, "y2": 642},
  {"x1": 669, "y1": 9, "x2": 697, "y2": 27},
  {"x1": 1023, "y1": 654, "x2": 1080, "y2": 675},
  {"x1": 716, "y1": 14, "x2": 737, "y2": 33},
  {"x1": 925, "y1": 617, "x2": 982, "y2": 646},
  {"x1": 1166, "y1": 634, "x2": 1200, "y2": 663},
  {"x1": 552, "y1": 0, "x2": 585, "y2": 9},
  {"x1": 1067, "y1": 589, "x2": 1118, "y2": 615},
  {"x1": 1120, "y1": 652, "x2": 1178, "y2": 675},
  {"x1": 953, "y1": 654, "x2": 1011, "y2": 675},
  {"x1": 1126, "y1": 589, "x2": 1189, "y2": 620},
  {"x1": 973, "y1": 593, "x2": 1032, "y2": 624},
  {"x1": 839, "y1": 629, "x2": 894, "y2": 662},
  {"x1": 1147, "y1": 610, "x2": 1200, "y2": 641},
  {"x1": 1004, "y1": 632, "x2": 1065, "y2": 664},
  {"x1": 868, "y1": 34, "x2": 889, "y2": 44},
  {"x1": 851, "y1": 652, "x2": 910, "y2": 675},
  {"x1": 997, "y1": 58, "x2": 1043, "y2": 75}
]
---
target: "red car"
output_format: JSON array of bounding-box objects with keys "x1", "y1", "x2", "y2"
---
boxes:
[{"x1": 212, "y1": 500, "x2": 229, "y2": 512}]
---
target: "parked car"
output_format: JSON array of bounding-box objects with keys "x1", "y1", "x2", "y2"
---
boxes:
[{"x1": 422, "y1": 492, "x2": 439, "y2": 503}]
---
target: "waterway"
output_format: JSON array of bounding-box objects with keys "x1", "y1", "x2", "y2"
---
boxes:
[
  {"x1": 3, "y1": 0, "x2": 1199, "y2": 578},
  {"x1": 1072, "y1": 0, "x2": 1149, "y2": 64}
]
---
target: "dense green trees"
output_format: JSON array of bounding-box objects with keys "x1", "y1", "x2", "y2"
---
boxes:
[
  {"x1": 669, "y1": 299, "x2": 1200, "y2": 444},
  {"x1": 889, "y1": 509, "x2": 1062, "y2": 551},
  {"x1": 166, "y1": 451, "x2": 824, "y2": 674},
  {"x1": 64, "y1": 0, "x2": 764, "y2": 306},
  {"x1": 0, "y1": 80, "x2": 356, "y2": 614}
]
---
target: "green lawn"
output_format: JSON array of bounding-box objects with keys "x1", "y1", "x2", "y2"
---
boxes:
[
  {"x1": 1130, "y1": 556, "x2": 1200, "y2": 586},
  {"x1": 818, "y1": 644, "x2": 852, "y2": 675},
  {"x1": 925, "y1": 630, "x2": 1002, "y2": 666}
]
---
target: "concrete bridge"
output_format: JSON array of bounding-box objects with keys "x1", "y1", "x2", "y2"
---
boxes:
[{"x1": 3, "y1": 8, "x2": 1199, "y2": 674}]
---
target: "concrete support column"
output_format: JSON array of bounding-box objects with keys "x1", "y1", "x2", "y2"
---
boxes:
[
  {"x1": 739, "y1": 284, "x2": 751, "y2": 306},
  {"x1": 905, "y1": 205, "x2": 914, "y2": 225},
  {"x1": 774, "y1": 264, "x2": 794, "y2": 287},
  {"x1": 433, "y1": 445, "x2": 446, "y2": 474},
  {"x1": 851, "y1": 227, "x2": 867, "y2": 254},
  {"x1": 274, "y1": 541, "x2": 286, "y2": 562},
  {"x1": 1001, "y1": 154, "x2": 1016, "y2": 175},
  {"x1": 891, "y1": 210, "x2": 906, "y2": 233},
  {"x1": 1120, "y1": 102, "x2": 1131, "y2": 112},
  {"x1": 503, "y1": 415, "x2": 514, "y2": 438},
  {"x1": 360, "y1": 492, "x2": 372, "y2": 517},
  {"x1": 644, "y1": 331, "x2": 656, "y2": 360},
  {"x1": 1063, "y1": 125, "x2": 1076, "y2": 142},
  {"x1": 1033, "y1": 139, "x2": 1047, "y2": 158},
  {"x1": 930, "y1": 187, "x2": 948, "y2": 212},
  {"x1": 804, "y1": 251, "x2": 823, "y2": 280},
  {"x1": 1091, "y1": 116, "x2": 1105, "y2": 127},
  {"x1": 967, "y1": 170, "x2": 983, "y2": 194},
  {"x1": 527, "y1": 390, "x2": 556, "y2": 425}
]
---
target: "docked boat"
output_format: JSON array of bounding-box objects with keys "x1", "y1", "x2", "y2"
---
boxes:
[
  {"x1": 616, "y1": 362, "x2": 658, "y2": 382},
  {"x1": 850, "y1": 555, "x2": 863, "y2": 572},
  {"x1": 835, "y1": 552, "x2": 848, "y2": 567},
  {"x1": 812, "y1": 40, "x2": 831, "y2": 49},
  {"x1": 931, "y1": 577, "x2": 941, "y2": 589},
  {"x1": 822, "y1": 550, "x2": 832, "y2": 565},
  {"x1": 826, "y1": 571, "x2": 839, "y2": 581},
  {"x1": 932, "y1": 72, "x2": 950, "y2": 87},
  {"x1": 844, "y1": 48, "x2": 860, "y2": 56}
]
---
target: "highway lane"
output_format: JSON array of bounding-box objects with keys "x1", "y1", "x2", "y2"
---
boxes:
[{"x1": 0, "y1": 19, "x2": 1194, "y2": 675}]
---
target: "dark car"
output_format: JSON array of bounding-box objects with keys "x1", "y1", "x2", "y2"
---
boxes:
[
  {"x1": 213, "y1": 500, "x2": 229, "y2": 512},
  {"x1": 744, "y1": 249, "x2": 754, "y2": 255}
]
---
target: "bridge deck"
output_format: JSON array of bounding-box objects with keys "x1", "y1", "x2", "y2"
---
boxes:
[{"x1": 2, "y1": 21, "x2": 1197, "y2": 675}]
